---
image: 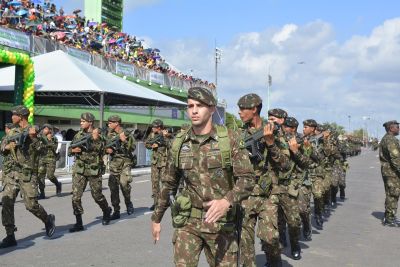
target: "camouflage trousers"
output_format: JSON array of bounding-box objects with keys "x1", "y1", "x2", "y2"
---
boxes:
[
  {"x1": 338, "y1": 166, "x2": 346, "y2": 188},
  {"x1": 151, "y1": 164, "x2": 165, "y2": 205},
  {"x1": 173, "y1": 218, "x2": 238, "y2": 267},
  {"x1": 382, "y1": 175, "x2": 400, "y2": 221},
  {"x1": 311, "y1": 176, "x2": 325, "y2": 215},
  {"x1": 109, "y1": 157, "x2": 133, "y2": 212},
  {"x1": 298, "y1": 185, "x2": 312, "y2": 218},
  {"x1": 1, "y1": 170, "x2": 48, "y2": 235},
  {"x1": 38, "y1": 159, "x2": 59, "y2": 191},
  {"x1": 323, "y1": 170, "x2": 333, "y2": 192},
  {"x1": 71, "y1": 173, "x2": 109, "y2": 215},
  {"x1": 240, "y1": 194, "x2": 279, "y2": 267},
  {"x1": 331, "y1": 165, "x2": 341, "y2": 188}
]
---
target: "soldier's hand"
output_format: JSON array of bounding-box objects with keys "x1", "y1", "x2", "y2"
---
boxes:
[
  {"x1": 92, "y1": 128, "x2": 100, "y2": 140},
  {"x1": 119, "y1": 132, "x2": 127, "y2": 142},
  {"x1": 162, "y1": 129, "x2": 168, "y2": 137},
  {"x1": 71, "y1": 147, "x2": 81, "y2": 153},
  {"x1": 47, "y1": 133, "x2": 53, "y2": 140},
  {"x1": 106, "y1": 148, "x2": 113, "y2": 154},
  {"x1": 5, "y1": 142, "x2": 16, "y2": 151},
  {"x1": 288, "y1": 137, "x2": 299, "y2": 153},
  {"x1": 303, "y1": 138, "x2": 311, "y2": 148},
  {"x1": 151, "y1": 222, "x2": 161, "y2": 244},
  {"x1": 203, "y1": 198, "x2": 231, "y2": 223},
  {"x1": 263, "y1": 122, "x2": 275, "y2": 145},
  {"x1": 152, "y1": 143, "x2": 159, "y2": 149}
]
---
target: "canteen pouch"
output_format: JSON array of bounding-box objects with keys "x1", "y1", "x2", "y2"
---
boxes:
[{"x1": 171, "y1": 194, "x2": 191, "y2": 228}]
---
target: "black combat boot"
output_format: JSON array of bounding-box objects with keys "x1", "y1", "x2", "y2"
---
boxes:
[
  {"x1": 126, "y1": 202, "x2": 134, "y2": 215},
  {"x1": 315, "y1": 214, "x2": 323, "y2": 230},
  {"x1": 279, "y1": 230, "x2": 287, "y2": 248},
  {"x1": 269, "y1": 254, "x2": 283, "y2": 267},
  {"x1": 69, "y1": 214, "x2": 84, "y2": 232},
  {"x1": 0, "y1": 234, "x2": 17, "y2": 248},
  {"x1": 56, "y1": 182, "x2": 62, "y2": 195},
  {"x1": 339, "y1": 186, "x2": 345, "y2": 200},
  {"x1": 102, "y1": 207, "x2": 112, "y2": 225},
  {"x1": 331, "y1": 186, "x2": 338, "y2": 208},
  {"x1": 382, "y1": 217, "x2": 398, "y2": 227},
  {"x1": 290, "y1": 238, "x2": 301, "y2": 260},
  {"x1": 38, "y1": 188, "x2": 46, "y2": 200},
  {"x1": 302, "y1": 215, "x2": 312, "y2": 241},
  {"x1": 110, "y1": 210, "x2": 120, "y2": 220},
  {"x1": 45, "y1": 214, "x2": 56, "y2": 237}
]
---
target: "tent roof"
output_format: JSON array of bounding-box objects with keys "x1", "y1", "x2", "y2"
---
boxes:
[{"x1": 0, "y1": 50, "x2": 185, "y2": 107}]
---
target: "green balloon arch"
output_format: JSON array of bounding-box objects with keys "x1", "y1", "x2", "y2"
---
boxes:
[{"x1": 0, "y1": 49, "x2": 35, "y2": 123}]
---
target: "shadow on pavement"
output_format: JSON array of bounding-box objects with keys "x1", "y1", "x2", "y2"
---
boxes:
[
  {"x1": 371, "y1": 211, "x2": 384, "y2": 221},
  {"x1": 255, "y1": 254, "x2": 293, "y2": 266}
]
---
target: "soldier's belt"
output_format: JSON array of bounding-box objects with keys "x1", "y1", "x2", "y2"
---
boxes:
[{"x1": 190, "y1": 207, "x2": 235, "y2": 223}]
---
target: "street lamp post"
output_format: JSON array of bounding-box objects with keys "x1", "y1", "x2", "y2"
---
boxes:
[
  {"x1": 267, "y1": 66, "x2": 272, "y2": 112},
  {"x1": 215, "y1": 46, "x2": 221, "y2": 87},
  {"x1": 348, "y1": 115, "x2": 351, "y2": 133}
]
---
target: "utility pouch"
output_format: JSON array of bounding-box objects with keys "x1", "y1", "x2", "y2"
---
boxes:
[
  {"x1": 171, "y1": 194, "x2": 191, "y2": 228},
  {"x1": 22, "y1": 168, "x2": 32, "y2": 182}
]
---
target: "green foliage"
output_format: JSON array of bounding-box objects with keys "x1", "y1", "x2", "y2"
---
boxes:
[
  {"x1": 225, "y1": 112, "x2": 242, "y2": 130},
  {"x1": 322, "y1": 122, "x2": 346, "y2": 135},
  {"x1": 352, "y1": 128, "x2": 365, "y2": 139}
]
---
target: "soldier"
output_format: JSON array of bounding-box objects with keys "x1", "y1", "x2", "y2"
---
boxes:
[
  {"x1": 68, "y1": 112, "x2": 112, "y2": 232},
  {"x1": 237, "y1": 95, "x2": 291, "y2": 266},
  {"x1": 282, "y1": 117, "x2": 313, "y2": 241},
  {"x1": 105, "y1": 115, "x2": 135, "y2": 219},
  {"x1": 37, "y1": 123, "x2": 62, "y2": 199},
  {"x1": 0, "y1": 123, "x2": 16, "y2": 206},
  {"x1": 0, "y1": 106, "x2": 56, "y2": 248},
  {"x1": 337, "y1": 135, "x2": 349, "y2": 200},
  {"x1": 145, "y1": 119, "x2": 169, "y2": 211},
  {"x1": 151, "y1": 87, "x2": 255, "y2": 266},
  {"x1": 302, "y1": 119, "x2": 325, "y2": 230},
  {"x1": 379, "y1": 120, "x2": 400, "y2": 227},
  {"x1": 268, "y1": 110, "x2": 301, "y2": 261}
]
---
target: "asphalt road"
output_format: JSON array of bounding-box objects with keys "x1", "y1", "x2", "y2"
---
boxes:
[{"x1": 0, "y1": 149, "x2": 399, "y2": 267}]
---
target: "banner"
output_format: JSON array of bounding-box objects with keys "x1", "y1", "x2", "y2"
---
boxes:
[
  {"x1": 149, "y1": 71, "x2": 165, "y2": 85},
  {"x1": 0, "y1": 27, "x2": 30, "y2": 51},
  {"x1": 116, "y1": 61, "x2": 135, "y2": 78},
  {"x1": 67, "y1": 47, "x2": 91, "y2": 64}
]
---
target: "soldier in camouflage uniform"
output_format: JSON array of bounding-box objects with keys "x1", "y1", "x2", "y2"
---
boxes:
[
  {"x1": 237, "y1": 95, "x2": 291, "y2": 267},
  {"x1": 151, "y1": 87, "x2": 255, "y2": 267},
  {"x1": 105, "y1": 115, "x2": 135, "y2": 219},
  {"x1": 68, "y1": 112, "x2": 112, "y2": 232},
  {"x1": 337, "y1": 135, "x2": 349, "y2": 200},
  {"x1": 379, "y1": 120, "x2": 400, "y2": 227},
  {"x1": 282, "y1": 117, "x2": 313, "y2": 241},
  {"x1": 302, "y1": 119, "x2": 325, "y2": 230},
  {"x1": 145, "y1": 119, "x2": 170, "y2": 211},
  {"x1": 0, "y1": 123, "x2": 16, "y2": 206},
  {"x1": 268, "y1": 110, "x2": 301, "y2": 261},
  {"x1": 37, "y1": 124, "x2": 62, "y2": 199},
  {"x1": 0, "y1": 106, "x2": 56, "y2": 248}
]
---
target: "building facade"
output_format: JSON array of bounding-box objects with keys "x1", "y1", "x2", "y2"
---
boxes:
[{"x1": 84, "y1": 0, "x2": 124, "y2": 31}]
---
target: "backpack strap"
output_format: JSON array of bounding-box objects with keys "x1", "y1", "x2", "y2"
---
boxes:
[
  {"x1": 171, "y1": 129, "x2": 189, "y2": 168},
  {"x1": 215, "y1": 125, "x2": 234, "y2": 189}
]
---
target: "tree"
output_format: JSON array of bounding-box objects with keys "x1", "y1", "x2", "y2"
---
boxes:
[
  {"x1": 225, "y1": 112, "x2": 242, "y2": 130},
  {"x1": 322, "y1": 122, "x2": 346, "y2": 135},
  {"x1": 352, "y1": 128, "x2": 365, "y2": 139}
]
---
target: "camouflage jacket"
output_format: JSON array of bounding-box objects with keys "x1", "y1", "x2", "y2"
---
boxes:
[
  {"x1": 145, "y1": 132, "x2": 169, "y2": 167},
  {"x1": 305, "y1": 134, "x2": 326, "y2": 177},
  {"x1": 38, "y1": 134, "x2": 58, "y2": 162},
  {"x1": 2, "y1": 125, "x2": 40, "y2": 176},
  {"x1": 68, "y1": 129, "x2": 104, "y2": 176},
  {"x1": 151, "y1": 125, "x2": 255, "y2": 223},
  {"x1": 379, "y1": 133, "x2": 400, "y2": 177},
  {"x1": 106, "y1": 128, "x2": 136, "y2": 160},
  {"x1": 0, "y1": 136, "x2": 13, "y2": 175}
]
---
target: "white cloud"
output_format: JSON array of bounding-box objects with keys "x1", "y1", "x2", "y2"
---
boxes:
[{"x1": 157, "y1": 18, "x2": 400, "y2": 136}]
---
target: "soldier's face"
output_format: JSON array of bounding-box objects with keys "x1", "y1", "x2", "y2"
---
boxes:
[
  {"x1": 80, "y1": 119, "x2": 91, "y2": 130},
  {"x1": 152, "y1": 126, "x2": 161, "y2": 133},
  {"x1": 238, "y1": 107, "x2": 256, "y2": 123},
  {"x1": 108, "y1": 121, "x2": 118, "y2": 130},
  {"x1": 11, "y1": 114, "x2": 20, "y2": 124},
  {"x1": 283, "y1": 125, "x2": 296, "y2": 134},
  {"x1": 391, "y1": 124, "x2": 399, "y2": 135},
  {"x1": 303, "y1": 125, "x2": 314, "y2": 136},
  {"x1": 268, "y1": 116, "x2": 284, "y2": 125},
  {"x1": 42, "y1": 127, "x2": 49, "y2": 135},
  {"x1": 187, "y1": 99, "x2": 214, "y2": 127}
]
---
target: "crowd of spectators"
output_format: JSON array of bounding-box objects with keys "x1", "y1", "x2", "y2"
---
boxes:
[{"x1": 0, "y1": 0, "x2": 216, "y2": 90}]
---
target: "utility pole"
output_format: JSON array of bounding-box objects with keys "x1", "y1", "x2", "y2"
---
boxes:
[
  {"x1": 267, "y1": 66, "x2": 272, "y2": 112},
  {"x1": 215, "y1": 41, "x2": 222, "y2": 88},
  {"x1": 348, "y1": 115, "x2": 351, "y2": 133}
]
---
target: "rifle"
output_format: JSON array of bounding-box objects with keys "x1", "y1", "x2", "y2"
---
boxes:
[
  {"x1": 4, "y1": 129, "x2": 29, "y2": 150},
  {"x1": 70, "y1": 133, "x2": 92, "y2": 151},
  {"x1": 105, "y1": 129, "x2": 134, "y2": 153},
  {"x1": 243, "y1": 127, "x2": 266, "y2": 164},
  {"x1": 307, "y1": 133, "x2": 323, "y2": 147},
  {"x1": 147, "y1": 134, "x2": 166, "y2": 147}
]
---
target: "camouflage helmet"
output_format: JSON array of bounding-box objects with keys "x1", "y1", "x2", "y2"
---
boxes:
[
  {"x1": 317, "y1": 124, "x2": 328, "y2": 132},
  {"x1": 283, "y1": 117, "x2": 299, "y2": 128},
  {"x1": 383, "y1": 120, "x2": 399, "y2": 128},
  {"x1": 268, "y1": 108, "x2": 287, "y2": 119},
  {"x1": 81, "y1": 112, "x2": 95, "y2": 122},
  {"x1": 12, "y1": 105, "x2": 30, "y2": 116},
  {"x1": 152, "y1": 119, "x2": 164, "y2": 128},
  {"x1": 108, "y1": 115, "x2": 121, "y2": 123},
  {"x1": 303, "y1": 119, "x2": 318, "y2": 127},
  {"x1": 188, "y1": 87, "x2": 216, "y2": 106},
  {"x1": 237, "y1": 93, "x2": 262, "y2": 109},
  {"x1": 42, "y1": 123, "x2": 53, "y2": 131}
]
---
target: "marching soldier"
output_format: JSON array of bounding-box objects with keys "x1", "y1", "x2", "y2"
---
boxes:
[
  {"x1": 0, "y1": 106, "x2": 56, "y2": 248},
  {"x1": 145, "y1": 119, "x2": 169, "y2": 210},
  {"x1": 37, "y1": 123, "x2": 62, "y2": 199},
  {"x1": 238, "y1": 95, "x2": 291, "y2": 267},
  {"x1": 105, "y1": 115, "x2": 136, "y2": 219},
  {"x1": 68, "y1": 112, "x2": 112, "y2": 232},
  {"x1": 0, "y1": 123, "x2": 16, "y2": 206},
  {"x1": 151, "y1": 87, "x2": 255, "y2": 266},
  {"x1": 379, "y1": 120, "x2": 400, "y2": 227}
]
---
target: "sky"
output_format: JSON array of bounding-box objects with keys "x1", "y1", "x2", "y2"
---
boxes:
[{"x1": 56, "y1": 0, "x2": 400, "y2": 138}]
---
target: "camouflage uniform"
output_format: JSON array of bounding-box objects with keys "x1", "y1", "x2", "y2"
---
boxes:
[
  {"x1": 379, "y1": 120, "x2": 400, "y2": 225},
  {"x1": 152, "y1": 87, "x2": 255, "y2": 267},
  {"x1": 37, "y1": 129, "x2": 61, "y2": 198},
  {"x1": 145, "y1": 120, "x2": 169, "y2": 208},
  {"x1": 0, "y1": 106, "x2": 55, "y2": 247},
  {"x1": 106, "y1": 117, "x2": 136, "y2": 215}
]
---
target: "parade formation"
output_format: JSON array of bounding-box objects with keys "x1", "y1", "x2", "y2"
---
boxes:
[{"x1": 1, "y1": 87, "x2": 396, "y2": 267}]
